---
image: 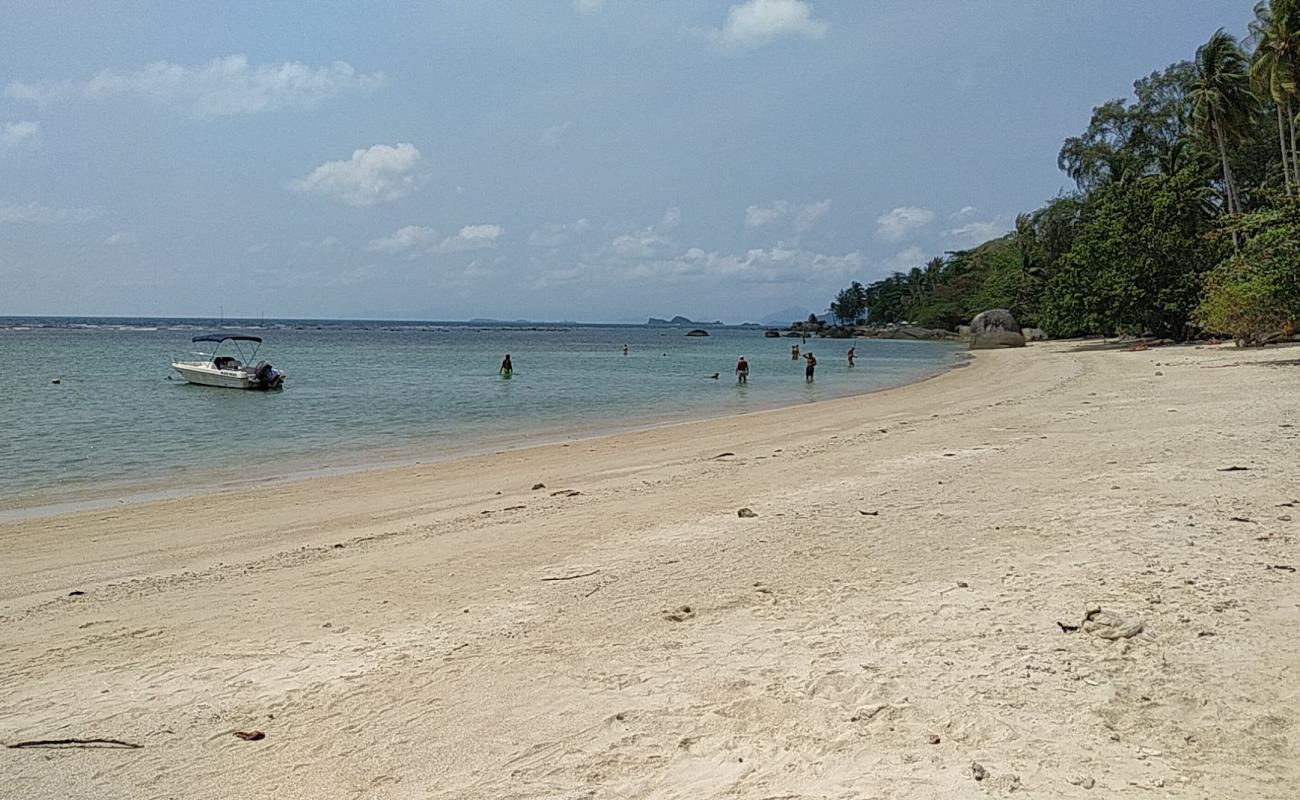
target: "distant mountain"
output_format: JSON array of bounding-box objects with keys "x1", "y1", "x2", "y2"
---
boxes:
[
  {"x1": 757, "y1": 306, "x2": 814, "y2": 326},
  {"x1": 647, "y1": 315, "x2": 722, "y2": 326}
]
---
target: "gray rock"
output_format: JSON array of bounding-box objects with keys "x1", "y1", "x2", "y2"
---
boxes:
[
  {"x1": 971, "y1": 308, "x2": 1022, "y2": 334},
  {"x1": 969, "y1": 309, "x2": 1025, "y2": 349},
  {"x1": 970, "y1": 329, "x2": 1026, "y2": 349},
  {"x1": 1022, "y1": 327, "x2": 1047, "y2": 342}
]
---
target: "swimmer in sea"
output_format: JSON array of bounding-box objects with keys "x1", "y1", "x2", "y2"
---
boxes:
[{"x1": 499, "y1": 354, "x2": 513, "y2": 379}]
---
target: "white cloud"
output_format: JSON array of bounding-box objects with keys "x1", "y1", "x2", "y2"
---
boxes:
[
  {"x1": 2, "y1": 120, "x2": 40, "y2": 149},
  {"x1": 5, "y1": 55, "x2": 384, "y2": 118},
  {"x1": 744, "y1": 200, "x2": 789, "y2": 228},
  {"x1": 539, "y1": 120, "x2": 573, "y2": 147},
  {"x1": 528, "y1": 218, "x2": 592, "y2": 248},
  {"x1": 945, "y1": 219, "x2": 1008, "y2": 246},
  {"x1": 289, "y1": 143, "x2": 426, "y2": 207},
  {"x1": 875, "y1": 205, "x2": 934, "y2": 242},
  {"x1": 538, "y1": 239, "x2": 860, "y2": 289},
  {"x1": 744, "y1": 199, "x2": 830, "y2": 232},
  {"x1": 953, "y1": 205, "x2": 977, "y2": 219},
  {"x1": 574, "y1": 0, "x2": 605, "y2": 12},
  {"x1": 886, "y1": 245, "x2": 927, "y2": 272},
  {"x1": 610, "y1": 231, "x2": 670, "y2": 259},
  {"x1": 707, "y1": 0, "x2": 829, "y2": 51},
  {"x1": 369, "y1": 223, "x2": 504, "y2": 255},
  {"x1": 660, "y1": 206, "x2": 682, "y2": 231},
  {"x1": 104, "y1": 231, "x2": 136, "y2": 246},
  {"x1": 368, "y1": 225, "x2": 439, "y2": 253},
  {"x1": 792, "y1": 199, "x2": 831, "y2": 232},
  {"x1": 440, "y1": 223, "x2": 505, "y2": 252},
  {"x1": 0, "y1": 201, "x2": 99, "y2": 224}
]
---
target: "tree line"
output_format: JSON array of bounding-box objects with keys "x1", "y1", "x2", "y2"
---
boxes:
[{"x1": 829, "y1": 1, "x2": 1300, "y2": 345}]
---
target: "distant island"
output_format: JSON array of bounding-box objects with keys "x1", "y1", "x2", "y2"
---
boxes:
[{"x1": 647, "y1": 315, "x2": 722, "y2": 326}]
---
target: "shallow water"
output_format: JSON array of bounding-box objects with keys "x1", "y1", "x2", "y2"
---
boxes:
[{"x1": 0, "y1": 317, "x2": 960, "y2": 508}]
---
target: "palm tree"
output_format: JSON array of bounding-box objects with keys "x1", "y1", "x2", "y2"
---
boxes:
[
  {"x1": 1190, "y1": 29, "x2": 1253, "y2": 230},
  {"x1": 1251, "y1": 0, "x2": 1299, "y2": 194}
]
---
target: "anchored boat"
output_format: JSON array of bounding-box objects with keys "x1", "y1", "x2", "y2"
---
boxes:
[{"x1": 172, "y1": 335, "x2": 285, "y2": 390}]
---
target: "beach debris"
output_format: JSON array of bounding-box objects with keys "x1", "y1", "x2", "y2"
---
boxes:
[
  {"x1": 1217, "y1": 465, "x2": 1252, "y2": 472},
  {"x1": 1229, "y1": 516, "x2": 1255, "y2": 523},
  {"x1": 663, "y1": 605, "x2": 695, "y2": 622},
  {"x1": 956, "y1": 581, "x2": 969, "y2": 588},
  {"x1": 737, "y1": 508, "x2": 758, "y2": 518},
  {"x1": 68, "y1": 590, "x2": 85, "y2": 596},
  {"x1": 540, "y1": 567, "x2": 600, "y2": 582},
  {"x1": 713, "y1": 452, "x2": 736, "y2": 459},
  {"x1": 51, "y1": 377, "x2": 61, "y2": 384},
  {"x1": 858, "y1": 509, "x2": 879, "y2": 516},
  {"x1": 1154, "y1": 371, "x2": 1163, "y2": 376},
  {"x1": 551, "y1": 489, "x2": 582, "y2": 497},
  {"x1": 971, "y1": 761, "x2": 988, "y2": 781},
  {"x1": 1058, "y1": 605, "x2": 1144, "y2": 639},
  {"x1": 927, "y1": 734, "x2": 941, "y2": 745},
  {"x1": 502, "y1": 505, "x2": 526, "y2": 512},
  {"x1": 233, "y1": 731, "x2": 265, "y2": 742},
  {"x1": 531, "y1": 483, "x2": 546, "y2": 490},
  {"x1": 6, "y1": 737, "x2": 141, "y2": 749},
  {"x1": 1268, "y1": 564, "x2": 1296, "y2": 573}
]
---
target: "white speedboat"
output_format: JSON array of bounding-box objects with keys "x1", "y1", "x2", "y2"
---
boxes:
[{"x1": 172, "y1": 335, "x2": 285, "y2": 390}]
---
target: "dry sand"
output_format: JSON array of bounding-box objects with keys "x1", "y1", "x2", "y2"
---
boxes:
[{"x1": 1, "y1": 342, "x2": 1298, "y2": 799}]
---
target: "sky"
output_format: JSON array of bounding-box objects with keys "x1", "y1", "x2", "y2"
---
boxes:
[{"x1": 0, "y1": 0, "x2": 1247, "y2": 323}]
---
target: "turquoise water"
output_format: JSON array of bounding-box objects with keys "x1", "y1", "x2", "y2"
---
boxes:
[{"x1": 0, "y1": 318, "x2": 961, "y2": 509}]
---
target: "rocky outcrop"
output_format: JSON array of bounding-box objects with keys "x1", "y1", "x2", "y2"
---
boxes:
[
  {"x1": 1022, "y1": 327, "x2": 1047, "y2": 342},
  {"x1": 685, "y1": 329, "x2": 710, "y2": 337},
  {"x1": 969, "y1": 309, "x2": 1025, "y2": 349}
]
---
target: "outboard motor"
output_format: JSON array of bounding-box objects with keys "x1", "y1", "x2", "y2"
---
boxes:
[{"x1": 254, "y1": 362, "x2": 282, "y2": 389}]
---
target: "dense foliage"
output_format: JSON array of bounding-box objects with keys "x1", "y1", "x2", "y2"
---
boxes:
[{"x1": 828, "y1": 1, "x2": 1300, "y2": 343}]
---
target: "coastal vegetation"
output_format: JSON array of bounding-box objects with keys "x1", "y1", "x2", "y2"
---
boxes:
[{"x1": 829, "y1": 1, "x2": 1300, "y2": 344}]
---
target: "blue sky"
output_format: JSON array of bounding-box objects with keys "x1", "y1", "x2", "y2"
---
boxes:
[{"x1": 1, "y1": 0, "x2": 1245, "y2": 322}]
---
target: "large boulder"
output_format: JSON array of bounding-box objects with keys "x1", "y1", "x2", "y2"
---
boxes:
[
  {"x1": 969, "y1": 309, "x2": 1025, "y2": 349},
  {"x1": 1022, "y1": 327, "x2": 1047, "y2": 342}
]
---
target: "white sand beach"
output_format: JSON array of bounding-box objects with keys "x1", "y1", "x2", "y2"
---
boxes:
[{"x1": 2, "y1": 342, "x2": 1297, "y2": 799}]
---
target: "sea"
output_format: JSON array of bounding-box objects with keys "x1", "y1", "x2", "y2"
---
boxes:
[{"x1": 0, "y1": 317, "x2": 962, "y2": 513}]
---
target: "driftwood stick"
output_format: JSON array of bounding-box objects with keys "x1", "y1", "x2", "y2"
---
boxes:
[
  {"x1": 6, "y1": 738, "x2": 142, "y2": 749},
  {"x1": 540, "y1": 569, "x2": 600, "y2": 582}
]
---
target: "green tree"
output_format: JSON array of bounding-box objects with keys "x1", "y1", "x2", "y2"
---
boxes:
[
  {"x1": 1039, "y1": 169, "x2": 1226, "y2": 338},
  {"x1": 1197, "y1": 196, "x2": 1300, "y2": 343},
  {"x1": 1190, "y1": 29, "x2": 1253, "y2": 224}
]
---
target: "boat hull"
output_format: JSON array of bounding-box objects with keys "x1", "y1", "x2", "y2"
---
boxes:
[{"x1": 172, "y1": 362, "x2": 279, "y2": 390}]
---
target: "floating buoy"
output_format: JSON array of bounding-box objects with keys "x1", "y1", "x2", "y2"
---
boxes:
[{"x1": 51, "y1": 377, "x2": 61, "y2": 384}]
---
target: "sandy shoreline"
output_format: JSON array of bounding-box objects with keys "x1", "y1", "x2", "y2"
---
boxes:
[{"x1": 2, "y1": 342, "x2": 1297, "y2": 798}]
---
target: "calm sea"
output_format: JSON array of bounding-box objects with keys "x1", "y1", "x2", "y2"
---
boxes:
[{"x1": 0, "y1": 317, "x2": 961, "y2": 511}]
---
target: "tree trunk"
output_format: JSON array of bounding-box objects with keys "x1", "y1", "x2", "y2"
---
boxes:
[
  {"x1": 1284, "y1": 96, "x2": 1294, "y2": 199},
  {"x1": 1213, "y1": 113, "x2": 1240, "y2": 250},
  {"x1": 1279, "y1": 102, "x2": 1294, "y2": 195}
]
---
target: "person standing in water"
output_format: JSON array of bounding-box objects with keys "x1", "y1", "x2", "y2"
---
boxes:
[
  {"x1": 622, "y1": 344, "x2": 628, "y2": 356},
  {"x1": 847, "y1": 346, "x2": 856, "y2": 367},
  {"x1": 804, "y1": 351, "x2": 817, "y2": 382},
  {"x1": 735, "y1": 355, "x2": 749, "y2": 384},
  {"x1": 791, "y1": 343, "x2": 800, "y2": 360},
  {"x1": 499, "y1": 354, "x2": 513, "y2": 379}
]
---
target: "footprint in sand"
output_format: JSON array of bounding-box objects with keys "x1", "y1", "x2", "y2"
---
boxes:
[{"x1": 663, "y1": 605, "x2": 695, "y2": 622}]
